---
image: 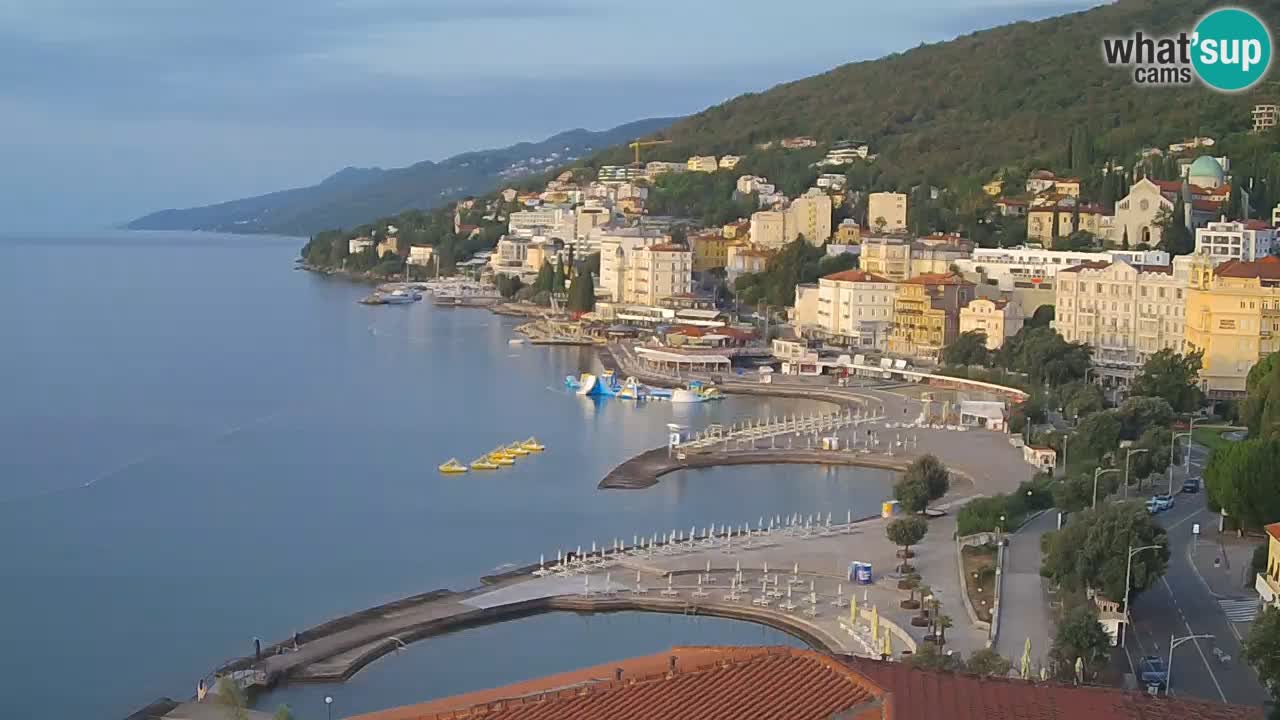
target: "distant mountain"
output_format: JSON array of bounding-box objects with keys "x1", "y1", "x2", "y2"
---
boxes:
[{"x1": 127, "y1": 117, "x2": 678, "y2": 236}]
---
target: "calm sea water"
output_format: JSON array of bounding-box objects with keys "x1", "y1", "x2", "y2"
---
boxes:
[{"x1": 0, "y1": 232, "x2": 894, "y2": 719}]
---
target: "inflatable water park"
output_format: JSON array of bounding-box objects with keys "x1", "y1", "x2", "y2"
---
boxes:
[{"x1": 564, "y1": 370, "x2": 723, "y2": 404}]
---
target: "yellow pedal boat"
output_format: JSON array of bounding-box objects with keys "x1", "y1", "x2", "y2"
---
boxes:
[
  {"x1": 505, "y1": 443, "x2": 530, "y2": 456},
  {"x1": 488, "y1": 453, "x2": 515, "y2": 466},
  {"x1": 470, "y1": 457, "x2": 499, "y2": 470},
  {"x1": 438, "y1": 458, "x2": 468, "y2": 474},
  {"x1": 521, "y1": 437, "x2": 545, "y2": 452}
]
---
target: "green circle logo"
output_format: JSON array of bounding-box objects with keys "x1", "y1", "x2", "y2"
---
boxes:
[{"x1": 1192, "y1": 8, "x2": 1272, "y2": 92}]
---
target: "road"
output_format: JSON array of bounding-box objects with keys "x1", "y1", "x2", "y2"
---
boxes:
[
  {"x1": 1119, "y1": 442, "x2": 1269, "y2": 707},
  {"x1": 995, "y1": 510, "x2": 1056, "y2": 673}
]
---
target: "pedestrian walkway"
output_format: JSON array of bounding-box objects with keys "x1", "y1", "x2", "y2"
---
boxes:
[
  {"x1": 1218, "y1": 598, "x2": 1261, "y2": 623},
  {"x1": 994, "y1": 510, "x2": 1056, "y2": 673}
]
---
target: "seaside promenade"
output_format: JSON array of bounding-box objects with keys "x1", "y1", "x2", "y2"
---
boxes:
[{"x1": 174, "y1": 346, "x2": 1039, "y2": 716}]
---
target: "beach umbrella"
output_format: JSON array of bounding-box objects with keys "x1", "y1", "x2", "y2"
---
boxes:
[
  {"x1": 1074, "y1": 657, "x2": 1084, "y2": 684},
  {"x1": 849, "y1": 600, "x2": 858, "y2": 625},
  {"x1": 870, "y1": 604, "x2": 880, "y2": 645},
  {"x1": 881, "y1": 629, "x2": 893, "y2": 658},
  {"x1": 1020, "y1": 637, "x2": 1032, "y2": 680}
]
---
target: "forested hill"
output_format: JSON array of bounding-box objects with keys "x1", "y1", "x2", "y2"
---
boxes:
[
  {"x1": 586, "y1": 0, "x2": 1280, "y2": 187},
  {"x1": 126, "y1": 117, "x2": 677, "y2": 236}
]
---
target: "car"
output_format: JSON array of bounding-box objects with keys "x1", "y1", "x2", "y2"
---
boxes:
[
  {"x1": 1181, "y1": 478, "x2": 1200, "y2": 493},
  {"x1": 1154, "y1": 494, "x2": 1174, "y2": 511},
  {"x1": 1138, "y1": 656, "x2": 1168, "y2": 689},
  {"x1": 1145, "y1": 498, "x2": 1160, "y2": 514}
]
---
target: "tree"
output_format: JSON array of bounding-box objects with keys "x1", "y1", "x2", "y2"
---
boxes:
[
  {"x1": 568, "y1": 271, "x2": 596, "y2": 312},
  {"x1": 534, "y1": 260, "x2": 555, "y2": 292},
  {"x1": 1114, "y1": 396, "x2": 1175, "y2": 441},
  {"x1": 1041, "y1": 501, "x2": 1169, "y2": 602},
  {"x1": 213, "y1": 677, "x2": 248, "y2": 720},
  {"x1": 552, "y1": 261, "x2": 566, "y2": 292},
  {"x1": 885, "y1": 516, "x2": 928, "y2": 564},
  {"x1": 905, "y1": 454, "x2": 950, "y2": 501},
  {"x1": 1069, "y1": 410, "x2": 1121, "y2": 463},
  {"x1": 1049, "y1": 605, "x2": 1113, "y2": 682},
  {"x1": 907, "y1": 642, "x2": 963, "y2": 671},
  {"x1": 1243, "y1": 352, "x2": 1280, "y2": 440},
  {"x1": 1204, "y1": 439, "x2": 1280, "y2": 530},
  {"x1": 1056, "y1": 380, "x2": 1104, "y2": 420},
  {"x1": 1129, "y1": 349, "x2": 1204, "y2": 413},
  {"x1": 942, "y1": 330, "x2": 990, "y2": 367},
  {"x1": 1025, "y1": 305, "x2": 1055, "y2": 328},
  {"x1": 966, "y1": 648, "x2": 1013, "y2": 677},
  {"x1": 893, "y1": 475, "x2": 931, "y2": 514},
  {"x1": 1244, "y1": 606, "x2": 1280, "y2": 706},
  {"x1": 1156, "y1": 194, "x2": 1194, "y2": 255},
  {"x1": 272, "y1": 708, "x2": 295, "y2": 720}
]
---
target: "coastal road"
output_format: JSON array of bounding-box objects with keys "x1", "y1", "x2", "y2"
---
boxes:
[
  {"x1": 994, "y1": 510, "x2": 1056, "y2": 672},
  {"x1": 1121, "y1": 489, "x2": 1269, "y2": 706}
]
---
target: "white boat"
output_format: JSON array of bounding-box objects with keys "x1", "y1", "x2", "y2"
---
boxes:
[
  {"x1": 669, "y1": 388, "x2": 702, "y2": 403},
  {"x1": 508, "y1": 338, "x2": 526, "y2": 345}
]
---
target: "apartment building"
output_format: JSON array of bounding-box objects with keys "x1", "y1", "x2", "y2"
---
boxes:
[
  {"x1": 719, "y1": 155, "x2": 743, "y2": 170},
  {"x1": 1184, "y1": 255, "x2": 1280, "y2": 398},
  {"x1": 1195, "y1": 219, "x2": 1277, "y2": 264},
  {"x1": 787, "y1": 192, "x2": 833, "y2": 245},
  {"x1": 887, "y1": 273, "x2": 976, "y2": 360},
  {"x1": 626, "y1": 243, "x2": 693, "y2": 306},
  {"x1": 859, "y1": 235, "x2": 972, "y2": 282},
  {"x1": 1054, "y1": 259, "x2": 1190, "y2": 386},
  {"x1": 597, "y1": 165, "x2": 645, "y2": 182},
  {"x1": 803, "y1": 269, "x2": 897, "y2": 349},
  {"x1": 726, "y1": 243, "x2": 770, "y2": 281},
  {"x1": 407, "y1": 245, "x2": 435, "y2": 267},
  {"x1": 1026, "y1": 203, "x2": 1111, "y2": 245},
  {"x1": 954, "y1": 246, "x2": 1169, "y2": 292},
  {"x1": 959, "y1": 297, "x2": 1024, "y2": 349},
  {"x1": 509, "y1": 206, "x2": 573, "y2": 236},
  {"x1": 1253, "y1": 104, "x2": 1278, "y2": 133},
  {"x1": 690, "y1": 230, "x2": 730, "y2": 272},
  {"x1": 750, "y1": 210, "x2": 788, "y2": 249},
  {"x1": 687, "y1": 156, "x2": 719, "y2": 173},
  {"x1": 645, "y1": 161, "x2": 686, "y2": 180},
  {"x1": 598, "y1": 228, "x2": 670, "y2": 302},
  {"x1": 868, "y1": 192, "x2": 907, "y2": 232}
]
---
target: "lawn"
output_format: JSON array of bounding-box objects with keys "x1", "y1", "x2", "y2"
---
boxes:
[{"x1": 1191, "y1": 426, "x2": 1243, "y2": 454}]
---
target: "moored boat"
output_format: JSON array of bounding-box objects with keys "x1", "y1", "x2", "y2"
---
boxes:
[
  {"x1": 438, "y1": 458, "x2": 468, "y2": 474},
  {"x1": 506, "y1": 443, "x2": 530, "y2": 456},
  {"x1": 470, "y1": 457, "x2": 499, "y2": 470},
  {"x1": 521, "y1": 437, "x2": 545, "y2": 452}
]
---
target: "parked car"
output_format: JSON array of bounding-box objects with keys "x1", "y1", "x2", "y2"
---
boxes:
[
  {"x1": 1145, "y1": 498, "x2": 1160, "y2": 514},
  {"x1": 1138, "y1": 656, "x2": 1168, "y2": 689},
  {"x1": 1154, "y1": 494, "x2": 1175, "y2": 511},
  {"x1": 1181, "y1": 478, "x2": 1200, "y2": 493}
]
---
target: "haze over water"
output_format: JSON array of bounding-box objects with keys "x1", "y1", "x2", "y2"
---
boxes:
[{"x1": 0, "y1": 232, "x2": 894, "y2": 719}]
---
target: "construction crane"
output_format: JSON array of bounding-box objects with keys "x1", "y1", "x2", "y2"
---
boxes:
[{"x1": 628, "y1": 139, "x2": 672, "y2": 164}]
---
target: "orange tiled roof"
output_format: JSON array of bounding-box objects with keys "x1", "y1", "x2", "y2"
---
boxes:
[
  {"x1": 1058, "y1": 260, "x2": 1112, "y2": 273},
  {"x1": 350, "y1": 647, "x2": 885, "y2": 720},
  {"x1": 824, "y1": 269, "x2": 892, "y2": 283},
  {"x1": 1215, "y1": 255, "x2": 1280, "y2": 280},
  {"x1": 1267, "y1": 522, "x2": 1280, "y2": 542},
  {"x1": 845, "y1": 656, "x2": 1259, "y2": 720}
]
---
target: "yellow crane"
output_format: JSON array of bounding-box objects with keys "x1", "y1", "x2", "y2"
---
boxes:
[{"x1": 628, "y1": 139, "x2": 672, "y2": 164}]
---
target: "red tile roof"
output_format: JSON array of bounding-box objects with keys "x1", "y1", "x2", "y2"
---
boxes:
[
  {"x1": 824, "y1": 269, "x2": 892, "y2": 283},
  {"x1": 845, "y1": 656, "x2": 1259, "y2": 720},
  {"x1": 1215, "y1": 255, "x2": 1280, "y2": 280},
  {"x1": 904, "y1": 272, "x2": 974, "y2": 286},
  {"x1": 1058, "y1": 260, "x2": 1113, "y2": 273},
  {"x1": 350, "y1": 647, "x2": 886, "y2": 720},
  {"x1": 1243, "y1": 220, "x2": 1274, "y2": 231},
  {"x1": 1267, "y1": 522, "x2": 1280, "y2": 542}
]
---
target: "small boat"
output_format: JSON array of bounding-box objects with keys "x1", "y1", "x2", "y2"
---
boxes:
[
  {"x1": 508, "y1": 338, "x2": 526, "y2": 345},
  {"x1": 489, "y1": 446, "x2": 515, "y2": 460},
  {"x1": 506, "y1": 443, "x2": 530, "y2": 456},
  {"x1": 382, "y1": 289, "x2": 421, "y2": 305},
  {"x1": 438, "y1": 458, "x2": 468, "y2": 474},
  {"x1": 470, "y1": 457, "x2": 499, "y2": 470},
  {"x1": 488, "y1": 454, "x2": 515, "y2": 466},
  {"x1": 521, "y1": 437, "x2": 545, "y2": 452}
]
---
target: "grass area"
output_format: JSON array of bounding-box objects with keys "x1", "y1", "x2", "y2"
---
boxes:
[
  {"x1": 960, "y1": 544, "x2": 997, "y2": 624},
  {"x1": 1191, "y1": 426, "x2": 1241, "y2": 454}
]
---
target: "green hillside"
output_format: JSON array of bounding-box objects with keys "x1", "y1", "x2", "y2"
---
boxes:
[{"x1": 587, "y1": 0, "x2": 1280, "y2": 188}]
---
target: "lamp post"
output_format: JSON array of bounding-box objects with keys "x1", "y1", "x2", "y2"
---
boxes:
[
  {"x1": 1123, "y1": 448, "x2": 1149, "y2": 498},
  {"x1": 1184, "y1": 416, "x2": 1201, "y2": 471},
  {"x1": 1167, "y1": 431, "x2": 1192, "y2": 495},
  {"x1": 1093, "y1": 467, "x2": 1120, "y2": 509},
  {"x1": 325, "y1": 695, "x2": 334, "y2": 720},
  {"x1": 1167, "y1": 633, "x2": 1214, "y2": 696},
  {"x1": 1120, "y1": 543, "x2": 1163, "y2": 647}
]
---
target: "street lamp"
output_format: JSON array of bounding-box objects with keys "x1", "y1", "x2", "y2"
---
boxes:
[
  {"x1": 1167, "y1": 633, "x2": 1214, "y2": 696},
  {"x1": 325, "y1": 696, "x2": 334, "y2": 720},
  {"x1": 1184, "y1": 416, "x2": 1201, "y2": 471},
  {"x1": 1093, "y1": 467, "x2": 1120, "y2": 509},
  {"x1": 1167, "y1": 431, "x2": 1193, "y2": 495},
  {"x1": 1120, "y1": 543, "x2": 1163, "y2": 647},
  {"x1": 1123, "y1": 448, "x2": 1149, "y2": 499}
]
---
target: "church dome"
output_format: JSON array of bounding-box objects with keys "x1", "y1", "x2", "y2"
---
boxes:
[{"x1": 1187, "y1": 156, "x2": 1225, "y2": 188}]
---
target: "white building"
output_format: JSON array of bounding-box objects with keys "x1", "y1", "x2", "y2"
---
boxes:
[
  {"x1": 807, "y1": 269, "x2": 896, "y2": 349},
  {"x1": 645, "y1": 161, "x2": 686, "y2": 180},
  {"x1": 598, "y1": 228, "x2": 671, "y2": 302},
  {"x1": 597, "y1": 165, "x2": 645, "y2": 182},
  {"x1": 1054, "y1": 258, "x2": 1193, "y2": 386},
  {"x1": 737, "y1": 175, "x2": 767, "y2": 195},
  {"x1": 816, "y1": 174, "x2": 848, "y2": 191},
  {"x1": 490, "y1": 236, "x2": 532, "y2": 276},
  {"x1": 868, "y1": 192, "x2": 907, "y2": 232},
  {"x1": 750, "y1": 210, "x2": 788, "y2": 249},
  {"x1": 626, "y1": 243, "x2": 692, "y2": 305},
  {"x1": 953, "y1": 246, "x2": 1170, "y2": 292},
  {"x1": 348, "y1": 237, "x2": 374, "y2": 255},
  {"x1": 818, "y1": 140, "x2": 869, "y2": 166},
  {"x1": 407, "y1": 245, "x2": 435, "y2": 267},
  {"x1": 786, "y1": 192, "x2": 833, "y2": 245},
  {"x1": 1194, "y1": 219, "x2": 1277, "y2": 264},
  {"x1": 687, "y1": 156, "x2": 719, "y2": 173},
  {"x1": 719, "y1": 155, "x2": 743, "y2": 170},
  {"x1": 509, "y1": 206, "x2": 574, "y2": 237}
]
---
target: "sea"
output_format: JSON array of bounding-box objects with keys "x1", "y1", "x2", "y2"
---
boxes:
[{"x1": 0, "y1": 231, "x2": 896, "y2": 719}]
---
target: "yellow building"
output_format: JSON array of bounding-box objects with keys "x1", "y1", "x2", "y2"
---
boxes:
[
  {"x1": 835, "y1": 221, "x2": 862, "y2": 244},
  {"x1": 1258, "y1": 523, "x2": 1280, "y2": 607},
  {"x1": 1027, "y1": 203, "x2": 1110, "y2": 245},
  {"x1": 722, "y1": 220, "x2": 750, "y2": 240},
  {"x1": 887, "y1": 273, "x2": 975, "y2": 360},
  {"x1": 687, "y1": 155, "x2": 719, "y2": 173},
  {"x1": 868, "y1": 192, "x2": 907, "y2": 232},
  {"x1": 786, "y1": 193, "x2": 833, "y2": 245},
  {"x1": 727, "y1": 243, "x2": 770, "y2": 280},
  {"x1": 982, "y1": 179, "x2": 1003, "y2": 197},
  {"x1": 1183, "y1": 255, "x2": 1280, "y2": 398},
  {"x1": 959, "y1": 297, "x2": 1023, "y2": 349},
  {"x1": 1053, "y1": 178, "x2": 1082, "y2": 197},
  {"x1": 690, "y1": 231, "x2": 729, "y2": 272}
]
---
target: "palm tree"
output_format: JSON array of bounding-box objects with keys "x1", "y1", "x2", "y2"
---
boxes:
[{"x1": 938, "y1": 614, "x2": 954, "y2": 646}]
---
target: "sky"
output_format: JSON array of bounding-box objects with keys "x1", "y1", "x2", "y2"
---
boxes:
[{"x1": 0, "y1": 0, "x2": 1104, "y2": 231}]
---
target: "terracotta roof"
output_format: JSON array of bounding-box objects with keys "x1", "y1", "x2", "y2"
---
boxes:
[
  {"x1": 349, "y1": 647, "x2": 886, "y2": 720},
  {"x1": 1215, "y1": 255, "x2": 1280, "y2": 280},
  {"x1": 1132, "y1": 264, "x2": 1173, "y2": 275},
  {"x1": 996, "y1": 198, "x2": 1028, "y2": 206},
  {"x1": 1267, "y1": 522, "x2": 1280, "y2": 542},
  {"x1": 846, "y1": 656, "x2": 1259, "y2": 720},
  {"x1": 1029, "y1": 203, "x2": 1111, "y2": 215},
  {"x1": 904, "y1": 272, "x2": 974, "y2": 286},
  {"x1": 1058, "y1": 260, "x2": 1113, "y2": 273},
  {"x1": 1244, "y1": 220, "x2": 1275, "y2": 231},
  {"x1": 1193, "y1": 199, "x2": 1227, "y2": 212},
  {"x1": 824, "y1": 269, "x2": 892, "y2": 283}
]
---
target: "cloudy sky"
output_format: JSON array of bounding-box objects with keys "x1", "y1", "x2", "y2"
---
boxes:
[{"x1": 0, "y1": 0, "x2": 1102, "y2": 230}]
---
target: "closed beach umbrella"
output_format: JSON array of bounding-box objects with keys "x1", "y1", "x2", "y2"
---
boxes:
[
  {"x1": 881, "y1": 629, "x2": 893, "y2": 658},
  {"x1": 870, "y1": 604, "x2": 880, "y2": 644},
  {"x1": 1020, "y1": 637, "x2": 1032, "y2": 680}
]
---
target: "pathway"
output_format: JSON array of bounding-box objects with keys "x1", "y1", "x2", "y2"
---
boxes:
[{"x1": 994, "y1": 510, "x2": 1056, "y2": 672}]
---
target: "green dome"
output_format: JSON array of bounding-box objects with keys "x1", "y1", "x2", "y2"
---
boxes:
[{"x1": 1187, "y1": 156, "x2": 1225, "y2": 188}]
